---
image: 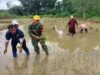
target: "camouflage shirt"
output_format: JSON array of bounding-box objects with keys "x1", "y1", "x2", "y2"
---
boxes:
[{"x1": 28, "y1": 22, "x2": 43, "y2": 37}]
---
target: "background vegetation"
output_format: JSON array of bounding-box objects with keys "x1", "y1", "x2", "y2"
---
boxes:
[{"x1": 0, "y1": 0, "x2": 100, "y2": 19}]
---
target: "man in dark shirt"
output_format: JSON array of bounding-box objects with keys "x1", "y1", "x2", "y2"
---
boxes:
[
  {"x1": 28, "y1": 15, "x2": 49, "y2": 55},
  {"x1": 67, "y1": 16, "x2": 78, "y2": 37},
  {"x1": 4, "y1": 25, "x2": 30, "y2": 58}
]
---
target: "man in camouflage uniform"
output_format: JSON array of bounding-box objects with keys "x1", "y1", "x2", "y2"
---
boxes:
[{"x1": 28, "y1": 15, "x2": 49, "y2": 55}]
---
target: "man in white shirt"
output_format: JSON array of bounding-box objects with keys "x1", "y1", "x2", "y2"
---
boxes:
[{"x1": 80, "y1": 23, "x2": 88, "y2": 33}]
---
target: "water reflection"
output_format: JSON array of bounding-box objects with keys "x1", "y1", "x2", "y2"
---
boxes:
[
  {"x1": 32, "y1": 55, "x2": 48, "y2": 75},
  {"x1": 6, "y1": 56, "x2": 29, "y2": 75}
]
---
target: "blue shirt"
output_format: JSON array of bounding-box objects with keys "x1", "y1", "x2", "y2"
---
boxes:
[{"x1": 5, "y1": 29, "x2": 24, "y2": 42}]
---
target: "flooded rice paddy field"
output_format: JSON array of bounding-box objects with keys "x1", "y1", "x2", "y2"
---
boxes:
[{"x1": 0, "y1": 18, "x2": 100, "y2": 75}]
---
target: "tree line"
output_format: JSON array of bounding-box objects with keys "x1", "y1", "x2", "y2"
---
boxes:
[{"x1": 1, "y1": 0, "x2": 100, "y2": 18}]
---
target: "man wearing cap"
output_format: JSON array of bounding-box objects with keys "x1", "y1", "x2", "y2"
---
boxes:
[
  {"x1": 67, "y1": 16, "x2": 78, "y2": 37},
  {"x1": 28, "y1": 15, "x2": 49, "y2": 55},
  {"x1": 4, "y1": 24, "x2": 30, "y2": 58},
  {"x1": 11, "y1": 19, "x2": 19, "y2": 28}
]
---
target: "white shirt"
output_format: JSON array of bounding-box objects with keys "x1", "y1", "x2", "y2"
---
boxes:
[{"x1": 80, "y1": 23, "x2": 87, "y2": 29}]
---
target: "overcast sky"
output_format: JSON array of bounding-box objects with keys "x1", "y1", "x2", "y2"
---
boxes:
[{"x1": 0, "y1": 0, "x2": 21, "y2": 9}]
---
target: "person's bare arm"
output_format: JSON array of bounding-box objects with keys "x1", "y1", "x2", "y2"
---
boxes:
[
  {"x1": 4, "y1": 41, "x2": 9, "y2": 54},
  {"x1": 67, "y1": 20, "x2": 70, "y2": 28},
  {"x1": 66, "y1": 24, "x2": 69, "y2": 28},
  {"x1": 76, "y1": 20, "x2": 78, "y2": 29},
  {"x1": 19, "y1": 38, "x2": 24, "y2": 53}
]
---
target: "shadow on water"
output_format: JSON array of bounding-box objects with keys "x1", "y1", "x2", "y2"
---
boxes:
[{"x1": 32, "y1": 55, "x2": 48, "y2": 75}]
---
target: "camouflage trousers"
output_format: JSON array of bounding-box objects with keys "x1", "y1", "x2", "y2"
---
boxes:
[{"x1": 31, "y1": 38, "x2": 49, "y2": 55}]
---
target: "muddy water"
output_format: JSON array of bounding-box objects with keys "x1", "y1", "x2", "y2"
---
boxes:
[{"x1": 0, "y1": 27, "x2": 100, "y2": 75}]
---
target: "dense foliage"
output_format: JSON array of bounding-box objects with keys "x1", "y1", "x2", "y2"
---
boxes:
[{"x1": 0, "y1": 0, "x2": 100, "y2": 18}]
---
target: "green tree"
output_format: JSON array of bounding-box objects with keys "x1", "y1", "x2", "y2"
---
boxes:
[
  {"x1": 62, "y1": 0, "x2": 75, "y2": 13},
  {"x1": 8, "y1": 6, "x2": 24, "y2": 16},
  {"x1": 19, "y1": 0, "x2": 57, "y2": 15},
  {"x1": 73, "y1": 0, "x2": 100, "y2": 18}
]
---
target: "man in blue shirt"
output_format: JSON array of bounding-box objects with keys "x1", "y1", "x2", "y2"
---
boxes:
[{"x1": 4, "y1": 25, "x2": 30, "y2": 58}]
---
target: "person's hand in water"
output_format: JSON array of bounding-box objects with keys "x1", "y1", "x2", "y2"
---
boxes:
[
  {"x1": 18, "y1": 43, "x2": 23, "y2": 53},
  {"x1": 4, "y1": 49, "x2": 7, "y2": 54},
  {"x1": 19, "y1": 46, "x2": 23, "y2": 53}
]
